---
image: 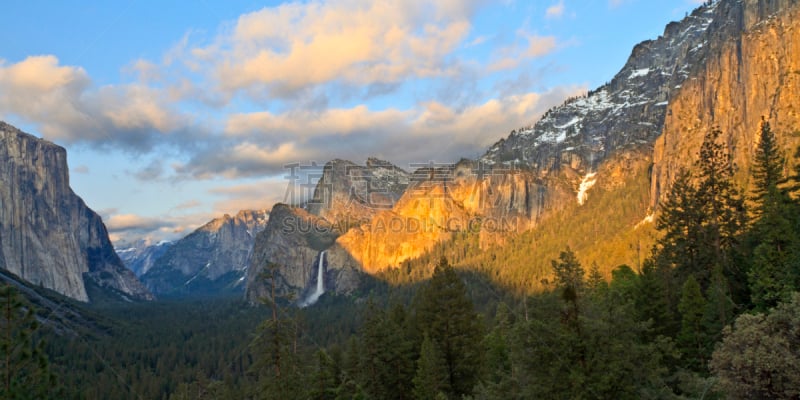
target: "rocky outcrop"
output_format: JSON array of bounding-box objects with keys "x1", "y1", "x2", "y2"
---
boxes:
[
  {"x1": 141, "y1": 210, "x2": 268, "y2": 296},
  {"x1": 0, "y1": 122, "x2": 152, "y2": 302},
  {"x1": 116, "y1": 239, "x2": 172, "y2": 277},
  {"x1": 482, "y1": 1, "x2": 723, "y2": 173},
  {"x1": 245, "y1": 204, "x2": 362, "y2": 303},
  {"x1": 333, "y1": 161, "x2": 575, "y2": 272},
  {"x1": 652, "y1": 0, "x2": 800, "y2": 203},
  {"x1": 308, "y1": 158, "x2": 410, "y2": 224}
]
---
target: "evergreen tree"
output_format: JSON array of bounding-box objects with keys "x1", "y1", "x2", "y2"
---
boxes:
[
  {"x1": 747, "y1": 119, "x2": 800, "y2": 310},
  {"x1": 336, "y1": 336, "x2": 366, "y2": 400},
  {"x1": 635, "y1": 259, "x2": 676, "y2": 339},
  {"x1": 249, "y1": 262, "x2": 305, "y2": 400},
  {"x1": 551, "y1": 247, "x2": 584, "y2": 331},
  {"x1": 677, "y1": 276, "x2": 707, "y2": 371},
  {"x1": 655, "y1": 129, "x2": 746, "y2": 291},
  {"x1": 654, "y1": 170, "x2": 703, "y2": 280},
  {"x1": 750, "y1": 119, "x2": 787, "y2": 216},
  {"x1": 476, "y1": 303, "x2": 520, "y2": 399},
  {"x1": 586, "y1": 261, "x2": 607, "y2": 294},
  {"x1": 702, "y1": 268, "x2": 735, "y2": 346},
  {"x1": 0, "y1": 284, "x2": 60, "y2": 400},
  {"x1": 359, "y1": 300, "x2": 415, "y2": 400},
  {"x1": 308, "y1": 350, "x2": 338, "y2": 400},
  {"x1": 414, "y1": 256, "x2": 483, "y2": 398},
  {"x1": 412, "y1": 334, "x2": 450, "y2": 400},
  {"x1": 693, "y1": 127, "x2": 747, "y2": 286}
]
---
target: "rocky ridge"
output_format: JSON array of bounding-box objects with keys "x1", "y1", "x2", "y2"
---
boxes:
[
  {"x1": 116, "y1": 239, "x2": 173, "y2": 277},
  {"x1": 141, "y1": 209, "x2": 268, "y2": 296}
]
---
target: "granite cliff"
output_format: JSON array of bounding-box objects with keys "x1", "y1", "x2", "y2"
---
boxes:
[{"x1": 0, "y1": 122, "x2": 152, "y2": 302}]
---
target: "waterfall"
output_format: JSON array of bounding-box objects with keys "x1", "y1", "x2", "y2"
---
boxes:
[{"x1": 300, "y1": 251, "x2": 326, "y2": 307}]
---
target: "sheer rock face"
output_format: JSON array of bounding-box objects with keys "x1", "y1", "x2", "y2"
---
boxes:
[
  {"x1": 0, "y1": 122, "x2": 152, "y2": 302},
  {"x1": 333, "y1": 161, "x2": 574, "y2": 273},
  {"x1": 245, "y1": 204, "x2": 361, "y2": 303},
  {"x1": 141, "y1": 210, "x2": 269, "y2": 295},
  {"x1": 652, "y1": 0, "x2": 800, "y2": 203}
]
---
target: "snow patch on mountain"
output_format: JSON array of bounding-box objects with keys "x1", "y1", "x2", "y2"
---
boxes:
[{"x1": 577, "y1": 172, "x2": 598, "y2": 205}]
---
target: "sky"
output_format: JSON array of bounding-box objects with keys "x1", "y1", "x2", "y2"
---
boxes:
[{"x1": 0, "y1": 0, "x2": 704, "y2": 245}]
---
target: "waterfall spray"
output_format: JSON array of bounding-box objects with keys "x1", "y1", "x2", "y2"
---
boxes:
[{"x1": 300, "y1": 251, "x2": 326, "y2": 307}]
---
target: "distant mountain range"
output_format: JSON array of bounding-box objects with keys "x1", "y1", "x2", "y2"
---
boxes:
[
  {"x1": 116, "y1": 239, "x2": 173, "y2": 277},
  {"x1": 139, "y1": 210, "x2": 269, "y2": 297}
]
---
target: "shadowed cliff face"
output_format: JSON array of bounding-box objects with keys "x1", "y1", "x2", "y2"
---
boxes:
[
  {"x1": 245, "y1": 204, "x2": 362, "y2": 303},
  {"x1": 141, "y1": 210, "x2": 269, "y2": 296},
  {"x1": 0, "y1": 122, "x2": 152, "y2": 302},
  {"x1": 246, "y1": 0, "x2": 800, "y2": 299}
]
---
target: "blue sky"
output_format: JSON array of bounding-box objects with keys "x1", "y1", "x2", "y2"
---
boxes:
[{"x1": 0, "y1": 0, "x2": 703, "y2": 244}]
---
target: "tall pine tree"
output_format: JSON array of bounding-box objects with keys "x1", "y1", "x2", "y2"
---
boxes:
[
  {"x1": 249, "y1": 262, "x2": 305, "y2": 400},
  {"x1": 414, "y1": 256, "x2": 483, "y2": 398},
  {"x1": 747, "y1": 119, "x2": 800, "y2": 310}
]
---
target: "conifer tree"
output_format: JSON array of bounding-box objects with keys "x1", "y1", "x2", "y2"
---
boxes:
[
  {"x1": 655, "y1": 128, "x2": 746, "y2": 290},
  {"x1": 551, "y1": 247, "x2": 584, "y2": 331},
  {"x1": 414, "y1": 256, "x2": 483, "y2": 398},
  {"x1": 694, "y1": 128, "x2": 747, "y2": 286},
  {"x1": 586, "y1": 261, "x2": 606, "y2": 294},
  {"x1": 635, "y1": 259, "x2": 677, "y2": 339},
  {"x1": 750, "y1": 119, "x2": 787, "y2": 216},
  {"x1": 747, "y1": 119, "x2": 800, "y2": 310},
  {"x1": 677, "y1": 276, "x2": 708, "y2": 371},
  {"x1": 0, "y1": 284, "x2": 60, "y2": 400},
  {"x1": 412, "y1": 334, "x2": 450, "y2": 400},
  {"x1": 308, "y1": 350, "x2": 338, "y2": 400},
  {"x1": 359, "y1": 300, "x2": 415, "y2": 400},
  {"x1": 250, "y1": 262, "x2": 304, "y2": 400}
]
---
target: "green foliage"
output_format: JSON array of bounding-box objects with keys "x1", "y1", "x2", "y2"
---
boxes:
[
  {"x1": 412, "y1": 334, "x2": 450, "y2": 400},
  {"x1": 250, "y1": 262, "x2": 305, "y2": 400},
  {"x1": 677, "y1": 276, "x2": 708, "y2": 371},
  {"x1": 413, "y1": 257, "x2": 484, "y2": 398},
  {"x1": 655, "y1": 128, "x2": 747, "y2": 291},
  {"x1": 746, "y1": 120, "x2": 800, "y2": 310},
  {"x1": 0, "y1": 284, "x2": 61, "y2": 400},
  {"x1": 359, "y1": 300, "x2": 415, "y2": 400},
  {"x1": 711, "y1": 293, "x2": 800, "y2": 399}
]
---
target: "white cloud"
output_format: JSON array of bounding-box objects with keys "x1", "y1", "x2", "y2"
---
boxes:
[
  {"x1": 191, "y1": 1, "x2": 478, "y2": 98},
  {"x1": 546, "y1": 1, "x2": 565, "y2": 19},
  {"x1": 173, "y1": 85, "x2": 583, "y2": 179},
  {"x1": 0, "y1": 56, "x2": 191, "y2": 152},
  {"x1": 488, "y1": 33, "x2": 559, "y2": 71}
]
